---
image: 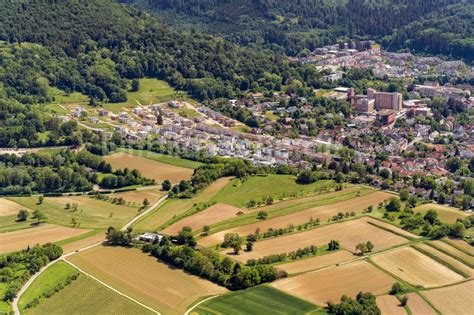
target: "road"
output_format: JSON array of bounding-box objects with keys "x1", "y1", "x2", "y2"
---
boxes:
[{"x1": 12, "y1": 194, "x2": 168, "y2": 315}]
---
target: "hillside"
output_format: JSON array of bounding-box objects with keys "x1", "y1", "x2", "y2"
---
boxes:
[{"x1": 118, "y1": 0, "x2": 474, "y2": 61}]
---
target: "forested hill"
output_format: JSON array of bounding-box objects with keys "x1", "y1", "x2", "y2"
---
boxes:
[
  {"x1": 0, "y1": 0, "x2": 305, "y2": 103},
  {"x1": 118, "y1": 0, "x2": 474, "y2": 62}
]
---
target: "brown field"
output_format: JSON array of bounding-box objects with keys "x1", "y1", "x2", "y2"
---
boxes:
[
  {"x1": 376, "y1": 295, "x2": 406, "y2": 315},
  {"x1": 421, "y1": 280, "x2": 474, "y2": 315},
  {"x1": 104, "y1": 152, "x2": 194, "y2": 183},
  {"x1": 272, "y1": 261, "x2": 396, "y2": 306},
  {"x1": 366, "y1": 219, "x2": 419, "y2": 239},
  {"x1": 163, "y1": 203, "x2": 243, "y2": 234},
  {"x1": 61, "y1": 232, "x2": 105, "y2": 254},
  {"x1": 402, "y1": 293, "x2": 436, "y2": 315},
  {"x1": 276, "y1": 250, "x2": 355, "y2": 275},
  {"x1": 443, "y1": 238, "x2": 474, "y2": 256},
  {"x1": 417, "y1": 243, "x2": 473, "y2": 276},
  {"x1": 414, "y1": 203, "x2": 469, "y2": 223},
  {"x1": 68, "y1": 246, "x2": 227, "y2": 314},
  {"x1": 227, "y1": 217, "x2": 410, "y2": 263},
  {"x1": 135, "y1": 177, "x2": 232, "y2": 231},
  {"x1": 199, "y1": 191, "x2": 392, "y2": 247},
  {"x1": 371, "y1": 247, "x2": 464, "y2": 288},
  {"x1": 108, "y1": 189, "x2": 164, "y2": 205},
  {"x1": 429, "y1": 240, "x2": 474, "y2": 266},
  {"x1": 0, "y1": 224, "x2": 89, "y2": 254},
  {"x1": 0, "y1": 198, "x2": 27, "y2": 216}
]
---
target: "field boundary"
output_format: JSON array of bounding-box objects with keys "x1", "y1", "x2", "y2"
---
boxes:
[
  {"x1": 64, "y1": 259, "x2": 160, "y2": 314},
  {"x1": 412, "y1": 245, "x2": 470, "y2": 278}
]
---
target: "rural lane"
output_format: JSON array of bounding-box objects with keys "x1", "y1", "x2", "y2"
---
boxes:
[{"x1": 12, "y1": 193, "x2": 168, "y2": 315}]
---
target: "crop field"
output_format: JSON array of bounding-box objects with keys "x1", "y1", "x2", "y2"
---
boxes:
[
  {"x1": 68, "y1": 246, "x2": 227, "y2": 314},
  {"x1": 421, "y1": 280, "x2": 474, "y2": 315},
  {"x1": 192, "y1": 285, "x2": 322, "y2": 315},
  {"x1": 443, "y1": 238, "x2": 474, "y2": 255},
  {"x1": 276, "y1": 250, "x2": 355, "y2": 275},
  {"x1": 116, "y1": 148, "x2": 203, "y2": 169},
  {"x1": 104, "y1": 152, "x2": 194, "y2": 183},
  {"x1": 135, "y1": 177, "x2": 232, "y2": 231},
  {"x1": 24, "y1": 271, "x2": 154, "y2": 315},
  {"x1": 414, "y1": 203, "x2": 470, "y2": 223},
  {"x1": 19, "y1": 261, "x2": 79, "y2": 311},
  {"x1": 0, "y1": 198, "x2": 26, "y2": 216},
  {"x1": 427, "y1": 240, "x2": 474, "y2": 267},
  {"x1": 416, "y1": 243, "x2": 473, "y2": 276},
  {"x1": 11, "y1": 195, "x2": 138, "y2": 229},
  {"x1": 402, "y1": 293, "x2": 436, "y2": 315},
  {"x1": 0, "y1": 224, "x2": 89, "y2": 254},
  {"x1": 108, "y1": 188, "x2": 164, "y2": 206},
  {"x1": 61, "y1": 231, "x2": 105, "y2": 254},
  {"x1": 210, "y1": 175, "x2": 335, "y2": 208},
  {"x1": 272, "y1": 261, "x2": 396, "y2": 306},
  {"x1": 198, "y1": 187, "x2": 378, "y2": 246},
  {"x1": 371, "y1": 247, "x2": 464, "y2": 288},
  {"x1": 163, "y1": 203, "x2": 243, "y2": 234},
  {"x1": 227, "y1": 217, "x2": 411, "y2": 263},
  {"x1": 376, "y1": 295, "x2": 406, "y2": 315}
]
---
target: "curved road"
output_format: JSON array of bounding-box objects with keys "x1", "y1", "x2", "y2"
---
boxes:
[{"x1": 12, "y1": 194, "x2": 168, "y2": 315}]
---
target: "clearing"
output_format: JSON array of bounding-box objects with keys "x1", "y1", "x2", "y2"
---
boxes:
[
  {"x1": 163, "y1": 203, "x2": 243, "y2": 235},
  {"x1": 421, "y1": 280, "x2": 474, "y2": 315},
  {"x1": 402, "y1": 293, "x2": 436, "y2": 315},
  {"x1": 210, "y1": 175, "x2": 335, "y2": 208},
  {"x1": 376, "y1": 295, "x2": 406, "y2": 315},
  {"x1": 0, "y1": 224, "x2": 89, "y2": 254},
  {"x1": 200, "y1": 190, "x2": 391, "y2": 246},
  {"x1": 67, "y1": 246, "x2": 227, "y2": 314},
  {"x1": 227, "y1": 217, "x2": 411, "y2": 263},
  {"x1": 276, "y1": 250, "x2": 354, "y2": 275},
  {"x1": 272, "y1": 261, "x2": 396, "y2": 306},
  {"x1": 0, "y1": 198, "x2": 27, "y2": 216},
  {"x1": 371, "y1": 247, "x2": 464, "y2": 288},
  {"x1": 23, "y1": 268, "x2": 154, "y2": 314},
  {"x1": 414, "y1": 203, "x2": 470, "y2": 223},
  {"x1": 135, "y1": 177, "x2": 232, "y2": 231},
  {"x1": 11, "y1": 195, "x2": 139, "y2": 229},
  {"x1": 192, "y1": 285, "x2": 322, "y2": 315},
  {"x1": 104, "y1": 152, "x2": 194, "y2": 183}
]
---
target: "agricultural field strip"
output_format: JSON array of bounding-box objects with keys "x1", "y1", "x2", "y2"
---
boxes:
[
  {"x1": 63, "y1": 260, "x2": 159, "y2": 314},
  {"x1": 442, "y1": 238, "x2": 474, "y2": 256},
  {"x1": 402, "y1": 293, "x2": 437, "y2": 315},
  {"x1": 376, "y1": 295, "x2": 406, "y2": 315},
  {"x1": 420, "y1": 280, "x2": 474, "y2": 315},
  {"x1": 413, "y1": 243, "x2": 473, "y2": 277},
  {"x1": 426, "y1": 240, "x2": 474, "y2": 267},
  {"x1": 12, "y1": 193, "x2": 169, "y2": 315}
]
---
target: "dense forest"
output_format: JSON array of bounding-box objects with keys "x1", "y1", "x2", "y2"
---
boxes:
[{"x1": 119, "y1": 0, "x2": 474, "y2": 62}]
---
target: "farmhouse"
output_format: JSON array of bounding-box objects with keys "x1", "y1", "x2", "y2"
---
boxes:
[{"x1": 138, "y1": 232, "x2": 164, "y2": 243}]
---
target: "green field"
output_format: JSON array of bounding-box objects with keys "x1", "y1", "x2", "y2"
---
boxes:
[
  {"x1": 116, "y1": 148, "x2": 203, "y2": 169},
  {"x1": 9, "y1": 195, "x2": 138, "y2": 229},
  {"x1": 0, "y1": 214, "x2": 35, "y2": 233},
  {"x1": 104, "y1": 78, "x2": 188, "y2": 113},
  {"x1": 211, "y1": 175, "x2": 335, "y2": 208},
  {"x1": 23, "y1": 268, "x2": 154, "y2": 315},
  {"x1": 193, "y1": 285, "x2": 323, "y2": 315},
  {"x1": 19, "y1": 261, "x2": 79, "y2": 311}
]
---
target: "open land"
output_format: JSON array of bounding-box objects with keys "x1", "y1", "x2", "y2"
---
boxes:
[
  {"x1": 61, "y1": 231, "x2": 106, "y2": 254},
  {"x1": 104, "y1": 152, "x2": 194, "y2": 183},
  {"x1": 108, "y1": 188, "x2": 164, "y2": 206},
  {"x1": 135, "y1": 177, "x2": 232, "y2": 231},
  {"x1": 402, "y1": 293, "x2": 437, "y2": 315},
  {"x1": 376, "y1": 295, "x2": 406, "y2": 315},
  {"x1": 442, "y1": 238, "x2": 474, "y2": 256},
  {"x1": 276, "y1": 250, "x2": 355, "y2": 275},
  {"x1": 226, "y1": 217, "x2": 411, "y2": 263},
  {"x1": 199, "y1": 187, "x2": 383, "y2": 246},
  {"x1": 272, "y1": 261, "x2": 396, "y2": 306},
  {"x1": 415, "y1": 243, "x2": 473, "y2": 276},
  {"x1": 192, "y1": 285, "x2": 321, "y2": 315},
  {"x1": 0, "y1": 224, "x2": 89, "y2": 254},
  {"x1": 414, "y1": 203, "x2": 470, "y2": 223},
  {"x1": 117, "y1": 148, "x2": 203, "y2": 169},
  {"x1": 10, "y1": 195, "x2": 138, "y2": 229},
  {"x1": 68, "y1": 246, "x2": 227, "y2": 314},
  {"x1": 24, "y1": 272, "x2": 154, "y2": 315},
  {"x1": 427, "y1": 240, "x2": 474, "y2": 267},
  {"x1": 163, "y1": 203, "x2": 243, "y2": 234},
  {"x1": 421, "y1": 280, "x2": 474, "y2": 315},
  {"x1": 370, "y1": 247, "x2": 464, "y2": 288},
  {"x1": 0, "y1": 198, "x2": 27, "y2": 216}
]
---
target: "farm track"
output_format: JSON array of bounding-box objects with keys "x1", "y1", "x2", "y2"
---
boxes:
[{"x1": 12, "y1": 194, "x2": 168, "y2": 315}]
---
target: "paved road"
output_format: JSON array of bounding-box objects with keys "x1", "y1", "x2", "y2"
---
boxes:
[{"x1": 12, "y1": 194, "x2": 168, "y2": 315}]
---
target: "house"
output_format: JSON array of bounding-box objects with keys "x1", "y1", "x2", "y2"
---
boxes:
[{"x1": 138, "y1": 232, "x2": 164, "y2": 243}]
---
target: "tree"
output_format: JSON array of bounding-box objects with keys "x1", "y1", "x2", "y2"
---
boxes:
[
  {"x1": 257, "y1": 211, "x2": 268, "y2": 220},
  {"x1": 157, "y1": 114, "x2": 163, "y2": 125},
  {"x1": 162, "y1": 179, "x2": 172, "y2": 191},
  {"x1": 423, "y1": 209, "x2": 438, "y2": 225},
  {"x1": 176, "y1": 226, "x2": 196, "y2": 246},
  {"x1": 17, "y1": 209, "x2": 29, "y2": 222},
  {"x1": 355, "y1": 243, "x2": 368, "y2": 255},
  {"x1": 202, "y1": 225, "x2": 210, "y2": 236},
  {"x1": 106, "y1": 226, "x2": 134, "y2": 246},
  {"x1": 390, "y1": 282, "x2": 407, "y2": 295},
  {"x1": 400, "y1": 296, "x2": 408, "y2": 307},
  {"x1": 328, "y1": 240, "x2": 340, "y2": 251},
  {"x1": 246, "y1": 241, "x2": 254, "y2": 252},
  {"x1": 130, "y1": 79, "x2": 140, "y2": 92},
  {"x1": 143, "y1": 198, "x2": 150, "y2": 207},
  {"x1": 38, "y1": 196, "x2": 44, "y2": 205},
  {"x1": 223, "y1": 233, "x2": 243, "y2": 254},
  {"x1": 386, "y1": 198, "x2": 401, "y2": 212},
  {"x1": 366, "y1": 241, "x2": 374, "y2": 252},
  {"x1": 32, "y1": 209, "x2": 46, "y2": 224},
  {"x1": 399, "y1": 189, "x2": 409, "y2": 201}
]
